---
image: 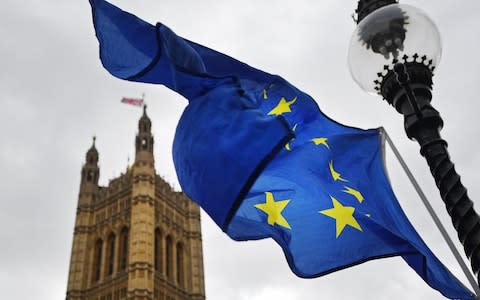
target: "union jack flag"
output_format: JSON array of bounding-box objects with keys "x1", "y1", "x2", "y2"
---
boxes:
[{"x1": 121, "y1": 97, "x2": 144, "y2": 107}]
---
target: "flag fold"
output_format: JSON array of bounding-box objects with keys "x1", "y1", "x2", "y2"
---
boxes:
[{"x1": 89, "y1": 0, "x2": 474, "y2": 298}]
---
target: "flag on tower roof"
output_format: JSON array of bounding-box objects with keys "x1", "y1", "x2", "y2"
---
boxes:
[{"x1": 121, "y1": 97, "x2": 144, "y2": 107}]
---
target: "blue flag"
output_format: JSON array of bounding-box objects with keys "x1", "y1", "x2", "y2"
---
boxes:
[{"x1": 89, "y1": 0, "x2": 474, "y2": 298}]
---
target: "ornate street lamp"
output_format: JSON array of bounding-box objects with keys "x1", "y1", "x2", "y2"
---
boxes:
[{"x1": 348, "y1": 0, "x2": 480, "y2": 286}]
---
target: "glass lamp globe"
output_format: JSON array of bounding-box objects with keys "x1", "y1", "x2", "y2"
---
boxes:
[{"x1": 348, "y1": 4, "x2": 442, "y2": 95}]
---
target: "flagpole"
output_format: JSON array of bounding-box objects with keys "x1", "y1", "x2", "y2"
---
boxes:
[{"x1": 381, "y1": 128, "x2": 480, "y2": 296}]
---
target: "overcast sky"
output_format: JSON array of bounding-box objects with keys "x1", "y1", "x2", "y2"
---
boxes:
[{"x1": 1, "y1": 0, "x2": 480, "y2": 299}]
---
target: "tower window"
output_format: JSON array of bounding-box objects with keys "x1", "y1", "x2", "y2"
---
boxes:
[
  {"x1": 176, "y1": 242, "x2": 184, "y2": 287},
  {"x1": 166, "y1": 235, "x2": 173, "y2": 280},
  {"x1": 93, "y1": 239, "x2": 103, "y2": 283},
  {"x1": 106, "y1": 233, "x2": 115, "y2": 276},
  {"x1": 118, "y1": 227, "x2": 129, "y2": 271},
  {"x1": 154, "y1": 229, "x2": 162, "y2": 273},
  {"x1": 87, "y1": 171, "x2": 94, "y2": 182},
  {"x1": 141, "y1": 138, "x2": 147, "y2": 149}
]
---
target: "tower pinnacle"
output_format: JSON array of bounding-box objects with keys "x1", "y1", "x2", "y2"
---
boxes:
[
  {"x1": 86, "y1": 136, "x2": 99, "y2": 165},
  {"x1": 135, "y1": 106, "x2": 154, "y2": 163},
  {"x1": 80, "y1": 137, "x2": 100, "y2": 192}
]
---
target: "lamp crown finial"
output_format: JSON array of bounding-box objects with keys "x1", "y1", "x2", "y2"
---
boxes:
[{"x1": 355, "y1": 0, "x2": 398, "y2": 24}]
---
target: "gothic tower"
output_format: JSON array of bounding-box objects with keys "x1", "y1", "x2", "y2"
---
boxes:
[{"x1": 66, "y1": 107, "x2": 205, "y2": 300}]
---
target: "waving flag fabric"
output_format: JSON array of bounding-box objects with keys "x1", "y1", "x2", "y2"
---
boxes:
[
  {"x1": 121, "y1": 97, "x2": 144, "y2": 107},
  {"x1": 89, "y1": 0, "x2": 474, "y2": 298}
]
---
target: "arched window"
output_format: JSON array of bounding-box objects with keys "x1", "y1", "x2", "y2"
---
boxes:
[
  {"x1": 105, "y1": 233, "x2": 115, "y2": 276},
  {"x1": 118, "y1": 227, "x2": 129, "y2": 271},
  {"x1": 87, "y1": 171, "x2": 93, "y2": 182},
  {"x1": 176, "y1": 242, "x2": 184, "y2": 287},
  {"x1": 166, "y1": 235, "x2": 173, "y2": 279},
  {"x1": 154, "y1": 229, "x2": 162, "y2": 273},
  {"x1": 93, "y1": 238, "x2": 103, "y2": 282}
]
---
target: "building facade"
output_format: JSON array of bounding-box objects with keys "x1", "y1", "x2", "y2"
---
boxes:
[{"x1": 66, "y1": 107, "x2": 205, "y2": 300}]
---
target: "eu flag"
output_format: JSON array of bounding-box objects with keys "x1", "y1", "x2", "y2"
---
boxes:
[{"x1": 89, "y1": 0, "x2": 474, "y2": 298}]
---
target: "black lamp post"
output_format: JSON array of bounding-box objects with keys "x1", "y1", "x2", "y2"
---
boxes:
[{"x1": 349, "y1": 0, "x2": 480, "y2": 286}]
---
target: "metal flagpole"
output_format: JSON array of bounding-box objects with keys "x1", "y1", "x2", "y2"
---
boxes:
[{"x1": 380, "y1": 128, "x2": 480, "y2": 296}]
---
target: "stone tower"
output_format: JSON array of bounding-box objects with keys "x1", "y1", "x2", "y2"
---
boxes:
[{"x1": 66, "y1": 107, "x2": 205, "y2": 300}]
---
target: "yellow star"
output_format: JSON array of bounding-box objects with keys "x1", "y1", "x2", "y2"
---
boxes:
[
  {"x1": 268, "y1": 97, "x2": 297, "y2": 116},
  {"x1": 285, "y1": 143, "x2": 292, "y2": 151},
  {"x1": 343, "y1": 186, "x2": 364, "y2": 203},
  {"x1": 311, "y1": 137, "x2": 330, "y2": 149},
  {"x1": 285, "y1": 124, "x2": 298, "y2": 151},
  {"x1": 329, "y1": 161, "x2": 348, "y2": 182},
  {"x1": 320, "y1": 196, "x2": 363, "y2": 238},
  {"x1": 254, "y1": 192, "x2": 291, "y2": 229}
]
